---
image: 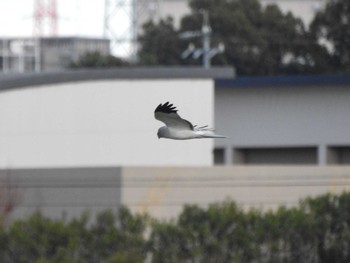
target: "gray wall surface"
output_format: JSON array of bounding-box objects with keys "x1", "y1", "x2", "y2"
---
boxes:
[
  {"x1": 2, "y1": 166, "x2": 350, "y2": 221},
  {"x1": 0, "y1": 167, "x2": 122, "y2": 221},
  {"x1": 215, "y1": 85, "x2": 350, "y2": 165}
]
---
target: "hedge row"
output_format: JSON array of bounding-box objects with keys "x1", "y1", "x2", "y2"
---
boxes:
[{"x1": 1, "y1": 192, "x2": 350, "y2": 263}]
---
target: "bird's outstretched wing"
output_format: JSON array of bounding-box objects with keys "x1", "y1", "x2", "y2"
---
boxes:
[{"x1": 154, "y1": 102, "x2": 194, "y2": 130}]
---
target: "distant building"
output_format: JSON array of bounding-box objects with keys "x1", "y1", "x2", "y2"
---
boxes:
[
  {"x1": 0, "y1": 67, "x2": 233, "y2": 168},
  {"x1": 1, "y1": 69, "x2": 349, "y2": 168},
  {"x1": 214, "y1": 75, "x2": 350, "y2": 166},
  {"x1": 0, "y1": 37, "x2": 110, "y2": 73},
  {"x1": 1, "y1": 68, "x2": 350, "y2": 221}
]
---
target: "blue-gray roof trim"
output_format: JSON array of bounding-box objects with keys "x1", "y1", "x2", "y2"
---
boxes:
[{"x1": 215, "y1": 74, "x2": 350, "y2": 88}]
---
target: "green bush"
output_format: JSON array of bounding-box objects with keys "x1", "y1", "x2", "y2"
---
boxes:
[
  {"x1": 1, "y1": 193, "x2": 350, "y2": 262},
  {"x1": 150, "y1": 192, "x2": 350, "y2": 263},
  {"x1": 0, "y1": 207, "x2": 147, "y2": 263}
]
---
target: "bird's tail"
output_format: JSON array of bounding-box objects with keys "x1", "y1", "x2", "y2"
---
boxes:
[
  {"x1": 194, "y1": 125, "x2": 228, "y2": 139},
  {"x1": 194, "y1": 125, "x2": 214, "y2": 131},
  {"x1": 201, "y1": 133, "x2": 228, "y2": 139},
  {"x1": 197, "y1": 130, "x2": 228, "y2": 139}
]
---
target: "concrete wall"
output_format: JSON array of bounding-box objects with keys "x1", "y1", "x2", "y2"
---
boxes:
[
  {"x1": 0, "y1": 78, "x2": 214, "y2": 168},
  {"x1": 215, "y1": 85, "x2": 350, "y2": 165},
  {"x1": 123, "y1": 166, "x2": 350, "y2": 219},
  {"x1": 0, "y1": 167, "x2": 122, "y2": 221},
  {"x1": 2, "y1": 166, "x2": 350, "y2": 221}
]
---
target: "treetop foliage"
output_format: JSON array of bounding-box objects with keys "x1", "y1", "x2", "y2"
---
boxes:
[
  {"x1": 72, "y1": 0, "x2": 349, "y2": 76},
  {"x1": 137, "y1": 0, "x2": 350, "y2": 76}
]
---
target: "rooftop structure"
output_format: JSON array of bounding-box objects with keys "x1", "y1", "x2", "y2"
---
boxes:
[{"x1": 0, "y1": 37, "x2": 110, "y2": 73}]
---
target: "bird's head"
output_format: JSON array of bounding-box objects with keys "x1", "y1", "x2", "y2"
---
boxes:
[{"x1": 157, "y1": 126, "x2": 167, "y2": 139}]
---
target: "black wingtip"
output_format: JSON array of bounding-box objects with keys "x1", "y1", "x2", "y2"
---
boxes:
[{"x1": 155, "y1": 101, "x2": 178, "y2": 114}]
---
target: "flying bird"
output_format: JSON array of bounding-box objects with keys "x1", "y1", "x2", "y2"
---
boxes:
[{"x1": 154, "y1": 102, "x2": 227, "y2": 140}]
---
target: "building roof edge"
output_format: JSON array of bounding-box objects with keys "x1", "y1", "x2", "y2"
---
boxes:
[{"x1": 0, "y1": 67, "x2": 235, "y2": 91}]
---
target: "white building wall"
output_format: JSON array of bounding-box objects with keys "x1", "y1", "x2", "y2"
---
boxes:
[{"x1": 0, "y1": 79, "x2": 214, "y2": 168}]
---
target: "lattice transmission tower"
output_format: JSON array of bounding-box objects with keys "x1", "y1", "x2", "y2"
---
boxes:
[
  {"x1": 33, "y1": 0, "x2": 58, "y2": 36},
  {"x1": 104, "y1": 0, "x2": 160, "y2": 59}
]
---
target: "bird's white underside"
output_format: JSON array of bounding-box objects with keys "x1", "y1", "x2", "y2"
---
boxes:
[
  {"x1": 155, "y1": 102, "x2": 227, "y2": 140},
  {"x1": 160, "y1": 126, "x2": 226, "y2": 140}
]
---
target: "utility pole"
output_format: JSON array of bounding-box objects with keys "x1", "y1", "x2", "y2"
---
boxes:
[
  {"x1": 202, "y1": 10, "x2": 211, "y2": 69},
  {"x1": 180, "y1": 10, "x2": 224, "y2": 69}
]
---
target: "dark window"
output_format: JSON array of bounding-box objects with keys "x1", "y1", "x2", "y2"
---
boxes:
[
  {"x1": 328, "y1": 146, "x2": 350, "y2": 164},
  {"x1": 233, "y1": 147, "x2": 317, "y2": 165},
  {"x1": 214, "y1": 148, "x2": 225, "y2": 165}
]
